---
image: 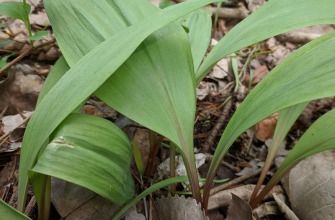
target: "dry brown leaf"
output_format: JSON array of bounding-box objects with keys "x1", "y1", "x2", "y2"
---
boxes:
[
  {"x1": 226, "y1": 194, "x2": 254, "y2": 220},
  {"x1": 245, "y1": 65, "x2": 269, "y2": 87},
  {"x1": 0, "y1": 65, "x2": 43, "y2": 115},
  {"x1": 253, "y1": 112, "x2": 279, "y2": 142},
  {"x1": 81, "y1": 101, "x2": 117, "y2": 118},
  {"x1": 282, "y1": 150, "x2": 335, "y2": 220}
]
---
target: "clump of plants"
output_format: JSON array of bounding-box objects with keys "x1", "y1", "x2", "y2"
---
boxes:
[{"x1": 1, "y1": 0, "x2": 335, "y2": 219}]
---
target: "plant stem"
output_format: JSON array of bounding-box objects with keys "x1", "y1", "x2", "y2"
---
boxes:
[
  {"x1": 22, "y1": 0, "x2": 33, "y2": 47},
  {"x1": 144, "y1": 135, "x2": 164, "y2": 178},
  {"x1": 169, "y1": 142, "x2": 176, "y2": 195},
  {"x1": 213, "y1": 2, "x2": 223, "y2": 37}
]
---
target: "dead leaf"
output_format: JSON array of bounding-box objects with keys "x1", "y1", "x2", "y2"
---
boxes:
[
  {"x1": 226, "y1": 194, "x2": 254, "y2": 220},
  {"x1": 51, "y1": 177, "x2": 144, "y2": 220},
  {"x1": 196, "y1": 81, "x2": 218, "y2": 100},
  {"x1": 265, "y1": 38, "x2": 293, "y2": 69},
  {"x1": 0, "y1": 64, "x2": 43, "y2": 115},
  {"x1": 253, "y1": 201, "x2": 280, "y2": 219},
  {"x1": 153, "y1": 195, "x2": 208, "y2": 220},
  {"x1": 245, "y1": 65, "x2": 269, "y2": 87},
  {"x1": 273, "y1": 193, "x2": 299, "y2": 220},
  {"x1": 1, "y1": 112, "x2": 33, "y2": 133},
  {"x1": 208, "y1": 184, "x2": 283, "y2": 210},
  {"x1": 246, "y1": 0, "x2": 266, "y2": 13},
  {"x1": 282, "y1": 150, "x2": 335, "y2": 220},
  {"x1": 253, "y1": 112, "x2": 279, "y2": 142},
  {"x1": 81, "y1": 101, "x2": 117, "y2": 118}
]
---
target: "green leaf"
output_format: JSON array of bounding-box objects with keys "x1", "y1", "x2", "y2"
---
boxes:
[
  {"x1": 0, "y1": 40, "x2": 14, "y2": 49},
  {"x1": 181, "y1": 25, "x2": 189, "y2": 33},
  {"x1": 0, "y1": 2, "x2": 31, "y2": 25},
  {"x1": 159, "y1": 0, "x2": 174, "y2": 9},
  {"x1": 22, "y1": 0, "x2": 224, "y2": 209},
  {"x1": 37, "y1": 56, "x2": 70, "y2": 106},
  {"x1": 27, "y1": 31, "x2": 48, "y2": 40},
  {"x1": 0, "y1": 24, "x2": 4, "y2": 28},
  {"x1": 133, "y1": 139, "x2": 144, "y2": 175},
  {"x1": 28, "y1": 172, "x2": 50, "y2": 220},
  {"x1": 31, "y1": 113, "x2": 134, "y2": 206},
  {"x1": 251, "y1": 108, "x2": 335, "y2": 207},
  {"x1": 250, "y1": 102, "x2": 308, "y2": 203},
  {"x1": 196, "y1": 0, "x2": 335, "y2": 84},
  {"x1": 0, "y1": 199, "x2": 31, "y2": 220},
  {"x1": 179, "y1": 8, "x2": 212, "y2": 71},
  {"x1": 0, "y1": 60, "x2": 7, "y2": 69},
  {"x1": 203, "y1": 31, "x2": 335, "y2": 209},
  {"x1": 112, "y1": 176, "x2": 189, "y2": 220}
]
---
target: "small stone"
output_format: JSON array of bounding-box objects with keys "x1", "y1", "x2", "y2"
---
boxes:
[
  {"x1": 2, "y1": 43, "x2": 16, "y2": 51},
  {"x1": 37, "y1": 51, "x2": 46, "y2": 61},
  {"x1": 0, "y1": 31, "x2": 10, "y2": 40},
  {"x1": 46, "y1": 47, "x2": 59, "y2": 60},
  {"x1": 19, "y1": 44, "x2": 30, "y2": 53},
  {"x1": 29, "y1": 12, "x2": 51, "y2": 26},
  {"x1": 13, "y1": 33, "x2": 28, "y2": 50}
]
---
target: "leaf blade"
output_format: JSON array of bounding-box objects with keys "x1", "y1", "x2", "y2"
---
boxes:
[
  {"x1": 18, "y1": 0, "x2": 223, "y2": 210},
  {"x1": 0, "y1": 2, "x2": 31, "y2": 24},
  {"x1": 196, "y1": 0, "x2": 335, "y2": 84}
]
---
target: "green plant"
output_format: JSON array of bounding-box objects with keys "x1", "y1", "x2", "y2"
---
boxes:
[{"x1": 0, "y1": 0, "x2": 335, "y2": 219}]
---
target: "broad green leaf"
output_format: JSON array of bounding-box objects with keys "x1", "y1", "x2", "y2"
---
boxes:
[
  {"x1": 27, "y1": 31, "x2": 48, "y2": 40},
  {"x1": 179, "y1": 8, "x2": 212, "y2": 71},
  {"x1": 159, "y1": 0, "x2": 174, "y2": 9},
  {"x1": 32, "y1": 113, "x2": 134, "y2": 206},
  {"x1": 112, "y1": 176, "x2": 189, "y2": 220},
  {"x1": 0, "y1": 199, "x2": 31, "y2": 220},
  {"x1": 203, "y1": 31, "x2": 335, "y2": 209},
  {"x1": 251, "y1": 108, "x2": 335, "y2": 207},
  {"x1": 33, "y1": 0, "x2": 224, "y2": 207},
  {"x1": 0, "y1": 2, "x2": 31, "y2": 25},
  {"x1": 133, "y1": 139, "x2": 144, "y2": 175},
  {"x1": 37, "y1": 56, "x2": 70, "y2": 106},
  {"x1": 0, "y1": 40, "x2": 13, "y2": 48},
  {"x1": 196, "y1": 0, "x2": 335, "y2": 84},
  {"x1": 0, "y1": 24, "x2": 4, "y2": 28},
  {"x1": 250, "y1": 102, "x2": 308, "y2": 203}
]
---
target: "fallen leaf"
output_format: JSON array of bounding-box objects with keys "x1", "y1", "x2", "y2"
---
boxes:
[
  {"x1": 245, "y1": 65, "x2": 269, "y2": 87},
  {"x1": 253, "y1": 201, "x2": 280, "y2": 219},
  {"x1": 196, "y1": 81, "x2": 218, "y2": 100},
  {"x1": 265, "y1": 38, "x2": 293, "y2": 69},
  {"x1": 246, "y1": 0, "x2": 266, "y2": 13},
  {"x1": 208, "y1": 184, "x2": 283, "y2": 210},
  {"x1": 0, "y1": 64, "x2": 43, "y2": 115},
  {"x1": 253, "y1": 112, "x2": 279, "y2": 142},
  {"x1": 1, "y1": 112, "x2": 33, "y2": 133},
  {"x1": 153, "y1": 195, "x2": 208, "y2": 220},
  {"x1": 273, "y1": 193, "x2": 299, "y2": 220},
  {"x1": 282, "y1": 150, "x2": 335, "y2": 220},
  {"x1": 81, "y1": 101, "x2": 117, "y2": 118},
  {"x1": 226, "y1": 194, "x2": 254, "y2": 220},
  {"x1": 51, "y1": 177, "x2": 144, "y2": 220}
]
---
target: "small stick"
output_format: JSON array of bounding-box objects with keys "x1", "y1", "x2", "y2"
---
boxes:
[
  {"x1": 0, "y1": 106, "x2": 8, "y2": 119},
  {"x1": 24, "y1": 195, "x2": 37, "y2": 216},
  {"x1": 201, "y1": 99, "x2": 233, "y2": 153},
  {"x1": 0, "y1": 114, "x2": 32, "y2": 143},
  {"x1": 0, "y1": 39, "x2": 56, "y2": 76},
  {"x1": 210, "y1": 168, "x2": 263, "y2": 195},
  {"x1": 208, "y1": 82, "x2": 235, "y2": 97},
  {"x1": 205, "y1": 154, "x2": 241, "y2": 173},
  {"x1": 8, "y1": 156, "x2": 17, "y2": 180},
  {"x1": 170, "y1": 143, "x2": 176, "y2": 195}
]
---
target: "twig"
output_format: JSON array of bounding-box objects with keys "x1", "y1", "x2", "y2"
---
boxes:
[
  {"x1": 24, "y1": 195, "x2": 37, "y2": 217},
  {"x1": 201, "y1": 99, "x2": 233, "y2": 153},
  {"x1": 170, "y1": 143, "x2": 176, "y2": 195},
  {"x1": 208, "y1": 82, "x2": 235, "y2": 97},
  {"x1": 0, "y1": 39, "x2": 56, "y2": 76},
  {"x1": 8, "y1": 156, "x2": 17, "y2": 181},
  {"x1": 205, "y1": 154, "x2": 241, "y2": 173},
  {"x1": 210, "y1": 168, "x2": 263, "y2": 195},
  {"x1": 0, "y1": 106, "x2": 8, "y2": 119},
  {"x1": 0, "y1": 114, "x2": 32, "y2": 143}
]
